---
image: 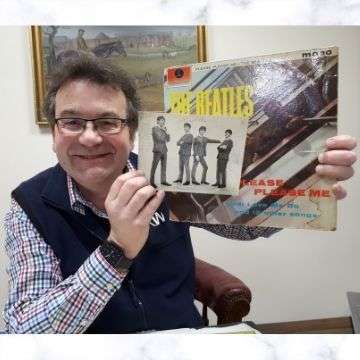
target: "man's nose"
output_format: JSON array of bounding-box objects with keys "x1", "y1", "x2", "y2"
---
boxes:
[{"x1": 78, "y1": 122, "x2": 103, "y2": 146}]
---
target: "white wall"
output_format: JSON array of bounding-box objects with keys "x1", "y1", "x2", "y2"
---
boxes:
[
  {"x1": 0, "y1": 27, "x2": 57, "y2": 330},
  {"x1": 0, "y1": 26, "x2": 359, "y2": 330}
]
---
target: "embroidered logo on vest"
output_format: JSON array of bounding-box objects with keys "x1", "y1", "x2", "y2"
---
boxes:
[{"x1": 150, "y1": 211, "x2": 166, "y2": 226}]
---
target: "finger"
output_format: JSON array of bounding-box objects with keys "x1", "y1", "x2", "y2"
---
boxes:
[
  {"x1": 107, "y1": 170, "x2": 144, "y2": 201},
  {"x1": 138, "y1": 190, "x2": 165, "y2": 224},
  {"x1": 316, "y1": 164, "x2": 354, "y2": 180},
  {"x1": 332, "y1": 183, "x2": 347, "y2": 200},
  {"x1": 115, "y1": 176, "x2": 149, "y2": 207},
  {"x1": 124, "y1": 185, "x2": 157, "y2": 217},
  {"x1": 325, "y1": 135, "x2": 357, "y2": 150},
  {"x1": 318, "y1": 150, "x2": 357, "y2": 166}
]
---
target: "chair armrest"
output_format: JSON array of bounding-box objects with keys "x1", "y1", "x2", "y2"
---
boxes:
[{"x1": 194, "y1": 258, "x2": 252, "y2": 325}]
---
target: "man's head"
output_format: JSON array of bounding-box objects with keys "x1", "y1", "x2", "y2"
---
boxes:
[
  {"x1": 199, "y1": 126, "x2": 206, "y2": 136},
  {"x1": 78, "y1": 29, "x2": 85, "y2": 36},
  {"x1": 225, "y1": 129, "x2": 232, "y2": 138},
  {"x1": 156, "y1": 115, "x2": 166, "y2": 127},
  {"x1": 44, "y1": 56, "x2": 140, "y2": 137},
  {"x1": 43, "y1": 56, "x2": 140, "y2": 193},
  {"x1": 50, "y1": 26, "x2": 58, "y2": 35},
  {"x1": 184, "y1": 122, "x2": 191, "y2": 133}
]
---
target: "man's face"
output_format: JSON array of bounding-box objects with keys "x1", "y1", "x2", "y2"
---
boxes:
[
  {"x1": 225, "y1": 132, "x2": 231, "y2": 138},
  {"x1": 184, "y1": 125, "x2": 190, "y2": 133},
  {"x1": 52, "y1": 79, "x2": 133, "y2": 191},
  {"x1": 158, "y1": 118, "x2": 165, "y2": 127},
  {"x1": 199, "y1": 129, "x2": 206, "y2": 136}
]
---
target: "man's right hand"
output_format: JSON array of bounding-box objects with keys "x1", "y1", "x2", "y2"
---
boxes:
[{"x1": 105, "y1": 170, "x2": 165, "y2": 259}]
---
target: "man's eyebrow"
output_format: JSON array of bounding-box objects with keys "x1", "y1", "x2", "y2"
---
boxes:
[
  {"x1": 58, "y1": 109, "x2": 79, "y2": 117},
  {"x1": 99, "y1": 111, "x2": 124, "y2": 118}
]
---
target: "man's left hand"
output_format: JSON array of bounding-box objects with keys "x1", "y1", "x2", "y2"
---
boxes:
[{"x1": 316, "y1": 135, "x2": 357, "y2": 200}]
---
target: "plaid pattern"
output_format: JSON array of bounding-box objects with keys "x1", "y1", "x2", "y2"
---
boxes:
[
  {"x1": 4, "y1": 199, "x2": 126, "y2": 333},
  {"x1": 3, "y1": 160, "x2": 134, "y2": 334},
  {"x1": 3, "y1": 158, "x2": 279, "y2": 333}
]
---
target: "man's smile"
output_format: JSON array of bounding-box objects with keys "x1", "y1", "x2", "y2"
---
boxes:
[{"x1": 72, "y1": 153, "x2": 113, "y2": 161}]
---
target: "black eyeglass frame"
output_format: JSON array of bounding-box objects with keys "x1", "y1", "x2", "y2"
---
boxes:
[{"x1": 54, "y1": 116, "x2": 129, "y2": 134}]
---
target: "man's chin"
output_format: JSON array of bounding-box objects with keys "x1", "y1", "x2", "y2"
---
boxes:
[
  {"x1": 63, "y1": 157, "x2": 126, "y2": 188},
  {"x1": 72, "y1": 167, "x2": 114, "y2": 187}
]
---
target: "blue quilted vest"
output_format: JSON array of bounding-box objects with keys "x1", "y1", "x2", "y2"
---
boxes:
[{"x1": 12, "y1": 153, "x2": 202, "y2": 333}]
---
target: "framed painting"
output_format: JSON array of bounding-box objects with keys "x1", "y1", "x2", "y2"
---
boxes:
[{"x1": 30, "y1": 26, "x2": 207, "y2": 125}]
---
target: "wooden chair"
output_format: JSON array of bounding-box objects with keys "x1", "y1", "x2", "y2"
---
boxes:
[{"x1": 194, "y1": 258, "x2": 252, "y2": 325}]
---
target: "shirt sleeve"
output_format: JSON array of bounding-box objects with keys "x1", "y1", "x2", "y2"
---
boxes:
[
  {"x1": 191, "y1": 223, "x2": 281, "y2": 240},
  {"x1": 3, "y1": 199, "x2": 126, "y2": 334}
]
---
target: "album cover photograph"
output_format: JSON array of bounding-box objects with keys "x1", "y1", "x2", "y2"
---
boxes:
[{"x1": 138, "y1": 112, "x2": 249, "y2": 195}]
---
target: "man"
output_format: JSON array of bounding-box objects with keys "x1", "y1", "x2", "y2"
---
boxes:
[
  {"x1": 44, "y1": 26, "x2": 58, "y2": 74},
  {"x1": 213, "y1": 129, "x2": 233, "y2": 188},
  {"x1": 76, "y1": 28, "x2": 90, "y2": 52},
  {"x1": 149, "y1": 115, "x2": 171, "y2": 187},
  {"x1": 3, "y1": 57, "x2": 357, "y2": 333},
  {"x1": 174, "y1": 122, "x2": 193, "y2": 185},
  {"x1": 191, "y1": 126, "x2": 221, "y2": 185}
]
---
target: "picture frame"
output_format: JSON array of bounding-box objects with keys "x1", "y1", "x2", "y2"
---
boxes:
[{"x1": 30, "y1": 26, "x2": 207, "y2": 125}]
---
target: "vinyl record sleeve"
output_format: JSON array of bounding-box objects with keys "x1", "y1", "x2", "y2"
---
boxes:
[{"x1": 163, "y1": 47, "x2": 338, "y2": 230}]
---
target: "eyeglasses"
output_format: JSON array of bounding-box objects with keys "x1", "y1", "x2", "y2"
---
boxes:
[{"x1": 54, "y1": 117, "x2": 128, "y2": 135}]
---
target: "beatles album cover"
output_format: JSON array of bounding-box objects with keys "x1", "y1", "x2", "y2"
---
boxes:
[
  {"x1": 163, "y1": 47, "x2": 338, "y2": 230},
  {"x1": 138, "y1": 112, "x2": 249, "y2": 195}
]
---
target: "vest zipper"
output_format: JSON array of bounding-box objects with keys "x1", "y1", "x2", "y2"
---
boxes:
[{"x1": 128, "y1": 279, "x2": 148, "y2": 330}]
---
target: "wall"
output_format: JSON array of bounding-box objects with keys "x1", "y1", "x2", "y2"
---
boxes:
[
  {"x1": 0, "y1": 27, "x2": 58, "y2": 330},
  {"x1": 0, "y1": 26, "x2": 359, "y2": 330}
]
